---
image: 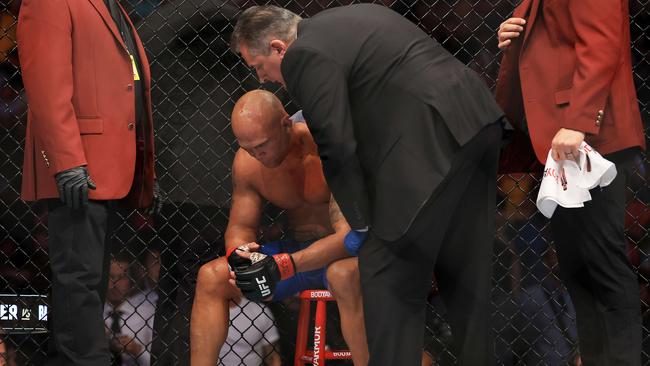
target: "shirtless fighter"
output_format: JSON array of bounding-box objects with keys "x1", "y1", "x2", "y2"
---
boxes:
[{"x1": 190, "y1": 90, "x2": 368, "y2": 365}]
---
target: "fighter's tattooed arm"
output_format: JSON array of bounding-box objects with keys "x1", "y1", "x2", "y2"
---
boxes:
[
  {"x1": 329, "y1": 195, "x2": 346, "y2": 228},
  {"x1": 290, "y1": 195, "x2": 352, "y2": 272}
]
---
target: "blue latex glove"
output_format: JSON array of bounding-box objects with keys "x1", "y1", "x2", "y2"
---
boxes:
[{"x1": 344, "y1": 229, "x2": 368, "y2": 256}]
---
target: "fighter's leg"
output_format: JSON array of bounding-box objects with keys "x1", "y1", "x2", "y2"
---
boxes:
[
  {"x1": 326, "y1": 257, "x2": 368, "y2": 366},
  {"x1": 190, "y1": 257, "x2": 241, "y2": 366}
]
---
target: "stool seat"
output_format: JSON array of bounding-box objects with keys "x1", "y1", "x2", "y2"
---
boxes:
[{"x1": 294, "y1": 289, "x2": 352, "y2": 365}]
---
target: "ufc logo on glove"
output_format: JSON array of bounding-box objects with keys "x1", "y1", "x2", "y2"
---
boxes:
[{"x1": 256, "y1": 276, "x2": 271, "y2": 297}]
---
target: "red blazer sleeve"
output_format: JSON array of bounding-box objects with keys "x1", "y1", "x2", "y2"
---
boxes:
[
  {"x1": 17, "y1": 0, "x2": 87, "y2": 174},
  {"x1": 565, "y1": 1, "x2": 623, "y2": 135}
]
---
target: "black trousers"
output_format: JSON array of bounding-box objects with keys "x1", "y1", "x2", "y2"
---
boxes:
[
  {"x1": 359, "y1": 123, "x2": 502, "y2": 366},
  {"x1": 45, "y1": 200, "x2": 113, "y2": 366},
  {"x1": 551, "y1": 149, "x2": 642, "y2": 366}
]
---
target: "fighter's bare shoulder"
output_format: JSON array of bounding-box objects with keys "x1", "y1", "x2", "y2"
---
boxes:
[
  {"x1": 292, "y1": 122, "x2": 319, "y2": 156},
  {"x1": 232, "y1": 148, "x2": 262, "y2": 189}
]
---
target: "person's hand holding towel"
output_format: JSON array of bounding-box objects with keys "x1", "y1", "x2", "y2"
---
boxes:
[{"x1": 536, "y1": 142, "x2": 617, "y2": 218}]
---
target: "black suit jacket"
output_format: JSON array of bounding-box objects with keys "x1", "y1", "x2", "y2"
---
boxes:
[{"x1": 282, "y1": 4, "x2": 503, "y2": 240}]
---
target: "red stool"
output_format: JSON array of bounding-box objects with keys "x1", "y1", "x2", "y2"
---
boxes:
[{"x1": 294, "y1": 289, "x2": 352, "y2": 365}]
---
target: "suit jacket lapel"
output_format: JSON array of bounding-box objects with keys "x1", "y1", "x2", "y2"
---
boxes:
[
  {"x1": 88, "y1": 0, "x2": 128, "y2": 53},
  {"x1": 118, "y1": 1, "x2": 151, "y2": 89},
  {"x1": 513, "y1": 0, "x2": 532, "y2": 19},
  {"x1": 520, "y1": 0, "x2": 541, "y2": 47}
]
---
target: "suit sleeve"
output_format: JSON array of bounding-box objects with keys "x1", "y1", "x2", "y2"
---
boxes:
[
  {"x1": 17, "y1": 0, "x2": 87, "y2": 173},
  {"x1": 282, "y1": 46, "x2": 369, "y2": 230},
  {"x1": 565, "y1": 1, "x2": 623, "y2": 134}
]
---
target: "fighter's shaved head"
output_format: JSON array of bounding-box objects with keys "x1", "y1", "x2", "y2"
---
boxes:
[
  {"x1": 231, "y1": 90, "x2": 286, "y2": 140},
  {"x1": 231, "y1": 90, "x2": 294, "y2": 167}
]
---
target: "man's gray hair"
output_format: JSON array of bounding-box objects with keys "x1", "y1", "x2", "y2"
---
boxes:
[{"x1": 230, "y1": 6, "x2": 302, "y2": 55}]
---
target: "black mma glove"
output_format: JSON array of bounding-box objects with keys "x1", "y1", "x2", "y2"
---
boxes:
[
  {"x1": 234, "y1": 252, "x2": 296, "y2": 302},
  {"x1": 226, "y1": 244, "x2": 253, "y2": 271},
  {"x1": 55, "y1": 166, "x2": 96, "y2": 210}
]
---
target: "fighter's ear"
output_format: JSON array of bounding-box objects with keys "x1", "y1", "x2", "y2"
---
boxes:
[
  {"x1": 270, "y1": 39, "x2": 288, "y2": 56},
  {"x1": 281, "y1": 114, "x2": 293, "y2": 128}
]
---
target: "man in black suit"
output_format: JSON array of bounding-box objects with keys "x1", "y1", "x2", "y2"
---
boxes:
[{"x1": 229, "y1": 4, "x2": 504, "y2": 365}]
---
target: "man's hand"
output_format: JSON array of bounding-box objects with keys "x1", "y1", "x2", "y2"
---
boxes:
[
  {"x1": 226, "y1": 242, "x2": 259, "y2": 271},
  {"x1": 551, "y1": 128, "x2": 585, "y2": 162},
  {"x1": 55, "y1": 166, "x2": 96, "y2": 210},
  {"x1": 234, "y1": 252, "x2": 296, "y2": 302},
  {"x1": 344, "y1": 229, "x2": 368, "y2": 255},
  {"x1": 145, "y1": 179, "x2": 164, "y2": 216},
  {"x1": 497, "y1": 17, "x2": 526, "y2": 50}
]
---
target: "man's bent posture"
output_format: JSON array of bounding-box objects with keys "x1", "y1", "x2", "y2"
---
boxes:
[{"x1": 190, "y1": 90, "x2": 368, "y2": 365}]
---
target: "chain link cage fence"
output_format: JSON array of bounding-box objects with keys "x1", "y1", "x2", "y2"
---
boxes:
[{"x1": 0, "y1": 0, "x2": 648, "y2": 365}]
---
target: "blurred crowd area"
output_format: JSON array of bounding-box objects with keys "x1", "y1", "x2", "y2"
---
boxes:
[{"x1": 0, "y1": 0, "x2": 648, "y2": 365}]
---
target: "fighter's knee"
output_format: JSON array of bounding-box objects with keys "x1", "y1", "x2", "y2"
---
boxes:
[
  {"x1": 326, "y1": 258, "x2": 360, "y2": 298},
  {"x1": 196, "y1": 257, "x2": 230, "y2": 293}
]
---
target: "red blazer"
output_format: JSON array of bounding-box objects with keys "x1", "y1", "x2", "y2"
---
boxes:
[
  {"x1": 17, "y1": 0, "x2": 155, "y2": 208},
  {"x1": 496, "y1": 0, "x2": 645, "y2": 170}
]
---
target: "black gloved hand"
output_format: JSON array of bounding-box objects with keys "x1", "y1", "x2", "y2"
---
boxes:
[
  {"x1": 234, "y1": 253, "x2": 295, "y2": 302},
  {"x1": 145, "y1": 179, "x2": 164, "y2": 216},
  {"x1": 55, "y1": 166, "x2": 96, "y2": 210},
  {"x1": 226, "y1": 245, "x2": 253, "y2": 271}
]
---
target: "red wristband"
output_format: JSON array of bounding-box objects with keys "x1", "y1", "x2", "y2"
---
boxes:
[
  {"x1": 273, "y1": 253, "x2": 296, "y2": 280},
  {"x1": 226, "y1": 246, "x2": 238, "y2": 258}
]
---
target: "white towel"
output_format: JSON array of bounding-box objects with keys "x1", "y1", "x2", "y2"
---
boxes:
[
  {"x1": 536, "y1": 142, "x2": 617, "y2": 218},
  {"x1": 575, "y1": 143, "x2": 617, "y2": 189}
]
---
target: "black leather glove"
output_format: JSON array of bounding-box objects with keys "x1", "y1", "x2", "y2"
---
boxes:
[
  {"x1": 145, "y1": 179, "x2": 164, "y2": 216},
  {"x1": 55, "y1": 166, "x2": 96, "y2": 210},
  {"x1": 234, "y1": 253, "x2": 295, "y2": 302}
]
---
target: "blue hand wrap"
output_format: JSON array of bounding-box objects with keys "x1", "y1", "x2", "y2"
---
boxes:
[{"x1": 343, "y1": 230, "x2": 368, "y2": 256}]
